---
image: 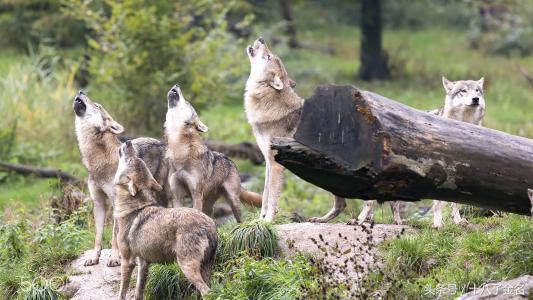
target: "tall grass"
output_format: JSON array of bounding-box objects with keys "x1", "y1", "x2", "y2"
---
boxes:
[{"x1": 0, "y1": 46, "x2": 79, "y2": 168}]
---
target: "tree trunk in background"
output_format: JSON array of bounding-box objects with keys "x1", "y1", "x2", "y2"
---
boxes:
[
  {"x1": 358, "y1": 0, "x2": 390, "y2": 80},
  {"x1": 279, "y1": 0, "x2": 299, "y2": 48}
]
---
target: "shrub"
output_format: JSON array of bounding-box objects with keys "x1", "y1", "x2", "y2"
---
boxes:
[
  {"x1": 64, "y1": 0, "x2": 249, "y2": 133},
  {"x1": 221, "y1": 219, "x2": 278, "y2": 261},
  {"x1": 145, "y1": 263, "x2": 198, "y2": 300}
]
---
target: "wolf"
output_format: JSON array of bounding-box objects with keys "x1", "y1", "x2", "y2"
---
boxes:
[
  {"x1": 73, "y1": 91, "x2": 172, "y2": 267},
  {"x1": 527, "y1": 189, "x2": 533, "y2": 217},
  {"x1": 114, "y1": 141, "x2": 217, "y2": 299},
  {"x1": 165, "y1": 85, "x2": 262, "y2": 222},
  {"x1": 431, "y1": 76, "x2": 486, "y2": 229},
  {"x1": 245, "y1": 37, "x2": 320, "y2": 221}
]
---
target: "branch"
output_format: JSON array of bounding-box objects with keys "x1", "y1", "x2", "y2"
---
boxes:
[{"x1": 0, "y1": 160, "x2": 82, "y2": 185}]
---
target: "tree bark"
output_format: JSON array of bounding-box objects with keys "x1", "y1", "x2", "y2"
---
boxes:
[
  {"x1": 271, "y1": 84, "x2": 533, "y2": 215},
  {"x1": 279, "y1": 0, "x2": 299, "y2": 48},
  {"x1": 358, "y1": 0, "x2": 390, "y2": 81}
]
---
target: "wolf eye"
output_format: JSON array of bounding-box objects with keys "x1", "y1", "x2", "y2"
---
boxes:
[
  {"x1": 461, "y1": 89, "x2": 467, "y2": 93},
  {"x1": 266, "y1": 54, "x2": 271, "y2": 60}
]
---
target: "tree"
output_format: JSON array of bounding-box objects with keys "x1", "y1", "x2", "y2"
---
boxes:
[
  {"x1": 279, "y1": 0, "x2": 299, "y2": 48},
  {"x1": 358, "y1": 0, "x2": 390, "y2": 81}
]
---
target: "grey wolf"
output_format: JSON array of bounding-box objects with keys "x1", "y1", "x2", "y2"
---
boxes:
[
  {"x1": 527, "y1": 189, "x2": 533, "y2": 217},
  {"x1": 165, "y1": 85, "x2": 261, "y2": 222},
  {"x1": 245, "y1": 37, "x2": 311, "y2": 221},
  {"x1": 73, "y1": 91, "x2": 172, "y2": 267},
  {"x1": 114, "y1": 141, "x2": 217, "y2": 299},
  {"x1": 431, "y1": 76, "x2": 486, "y2": 229}
]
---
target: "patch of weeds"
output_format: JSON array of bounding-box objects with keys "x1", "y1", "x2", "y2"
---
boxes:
[
  {"x1": 145, "y1": 263, "x2": 199, "y2": 300},
  {"x1": 19, "y1": 277, "x2": 61, "y2": 300},
  {"x1": 222, "y1": 219, "x2": 278, "y2": 260},
  {"x1": 208, "y1": 255, "x2": 319, "y2": 300}
]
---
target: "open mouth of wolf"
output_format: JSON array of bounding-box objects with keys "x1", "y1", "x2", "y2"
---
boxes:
[
  {"x1": 247, "y1": 46, "x2": 255, "y2": 57},
  {"x1": 73, "y1": 97, "x2": 86, "y2": 116}
]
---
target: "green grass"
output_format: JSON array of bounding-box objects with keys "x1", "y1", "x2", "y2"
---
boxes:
[
  {"x1": 380, "y1": 214, "x2": 533, "y2": 299},
  {"x1": 0, "y1": 178, "x2": 60, "y2": 209}
]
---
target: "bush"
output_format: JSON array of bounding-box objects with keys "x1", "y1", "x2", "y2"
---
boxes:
[
  {"x1": 0, "y1": 0, "x2": 85, "y2": 49},
  {"x1": 145, "y1": 263, "x2": 199, "y2": 300},
  {"x1": 64, "y1": 0, "x2": 249, "y2": 133},
  {"x1": 221, "y1": 219, "x2": 278, "y2": 261}
]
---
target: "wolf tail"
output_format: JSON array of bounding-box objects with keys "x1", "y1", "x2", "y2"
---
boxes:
[{"x1": 239, "y1": 187, "x2": 262, "y2": 207}]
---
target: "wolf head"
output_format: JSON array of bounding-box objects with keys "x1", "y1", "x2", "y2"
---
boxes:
[
  {"x1": 73, "y1": 91, "x2": 124, "y2": 135},
  {"x1": 442, "y1": 77, "x2": 485, "y2": 109},
  {"x1": 164, "y1": 84, "x2": 208, "y2": 134},
  {"x1": 114, "y1": 140, "x2": 163, "y2": 196},
  {"x1": 246, "y1": 37, "x2": 295, "y2": 91}
]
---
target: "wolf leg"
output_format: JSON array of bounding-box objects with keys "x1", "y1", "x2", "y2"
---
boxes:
[
  {"x1": 223, "y1": 183, "x2": 242, "y2": 223},
  {"x1": 451, "y1": 202, "x2": 467, "y2": 226},
  {"x1": 432, "y1": 200, "x2": 445, "y2": 229},
  {"x1": 355, "y1": 200, "x2": 376, "y2": 224},
  {"x1": 391, "y1": 201, "x2": 403, "y2": 225},
  {"x1": 169, "y1": 171, "x2": 188, "y2": 208},
  {"x1": 134, "y1": 258, "x2": 149, "y2": 300},
  {"x1": 260, "y1": 158, "x2": 271, "y2": 218},
  {"x1": 178, "y1": 259, "x2": 210, "y2": 296},
  {"x1": 309, "y1": 196, "x2": 346, "y2": 223},
  {"x1": 119, "y1": 256, "x2": 135, "y2": 300},
  {"x1": 264, "y1": 157, "x2": 284, "y2": 222},
  {"x1": 85, "y1": 184, "x2": 107, "y2": 266},
  {"x1": 106, "y1": 219, "x2": 121, "y2": 267}
]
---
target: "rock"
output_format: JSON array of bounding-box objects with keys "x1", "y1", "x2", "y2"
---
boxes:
[
  {"x1": 276, "y1": 222, "x2": 410, "y2": 284},
  {"x1": 61, "y1": 249, "x2": 123, "y2": 300},
  {"x1": 457, "y1": 275, "x2": 533, "y2": 300}
]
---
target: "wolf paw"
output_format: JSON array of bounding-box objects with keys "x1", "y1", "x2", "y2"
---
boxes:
[
  {"x1": 83, "y1": 258, "x2": 99, "y2": 266},
  {"x1": 106, "y1": 258, "x2": 121, "y2": 267},
  {"x1": 346, "y1": 219, "x2": 359, "y2": 225}
]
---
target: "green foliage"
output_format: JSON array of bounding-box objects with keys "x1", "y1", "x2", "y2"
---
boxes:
[
  {"x1": 468, "y1": 1, "x2": 533, "y2": 56},
  {"x1": 19, "y1": 278, "x2": 61, "y2": 300},
  {"x1": 221, "y1": 220, "x2": 279, "y2": 261},
  {"x1": 64, "y1": 0, "x2": 248, "y2": 132},
  {"x1": 0, "y1": 0, "x2": 85, "y2": 49},
  {"x1": 379, "y1": 215, "x2": 533, "y2": 299},
  {"x1": 208, "y1": 255, "x2": 318, "y2": 300},
  {"x1": 145, "y1": 263, "x2": 198, "y2": 300},
  {"x1": 0, "y1": 206, "x2": 92, "y2": 298}
]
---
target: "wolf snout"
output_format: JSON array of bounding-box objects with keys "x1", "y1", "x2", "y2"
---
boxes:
[
  {"x1": 472, "y1": 97, "x2": 479, "y2": 105},
  {"x1": 247, "y1": 45, "x2": 254, "y2": 56},
  {"x1": 257, "y1": 37, "x2": 265, "y2": 44}
]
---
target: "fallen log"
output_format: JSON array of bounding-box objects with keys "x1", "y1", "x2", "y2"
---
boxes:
[
  {"x1": 120, "y1": 136, "x2": 264, "y2": 165},
  {"x1": 272, "y1": 84, "x2": 533, "y2": 215},
  {"x1": 0, "y1": 160, "x2": 82, "y2": 185}
]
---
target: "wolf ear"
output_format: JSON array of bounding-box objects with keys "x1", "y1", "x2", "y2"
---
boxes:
[
  {"x1": 442, "y1": 76, "x2": 453, "y2": 93},
  {"x1": 107, "y1": 119, "x2": 125, "y2": 134},
  {"x1": 127, "y1": 178, "x2": 138, "y2": 196},
  {"x1": 269, "y1": 75, "x2": 284, "y2": 90},
  {"x1": 478, "y1": 77, "x2": 484, "y2": 89},
  {"x1": 289, "y1": 78, "x2": 296, "y2": 88},
  {"x1": 149, "y1": 177, "x2": 163, "y2": 192},
  {"x1": 195, "y1": 120, "x2": 209, "y2": 133}
]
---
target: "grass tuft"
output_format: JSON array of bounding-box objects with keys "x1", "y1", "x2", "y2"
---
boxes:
[
  {"x1": 222, "y1": 220, "x2": 279, "y2": 260},
  {"x1": 145, "y1": 263, "x2": 198, "y2": 300}
]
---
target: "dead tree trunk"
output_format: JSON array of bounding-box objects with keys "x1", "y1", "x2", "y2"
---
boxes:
[
  {"x1": 358, "y1": 0, "x2": 390, "y2": 80},
  {"x1": 271, "y1": 85, "x2": 533, "y2": 215},
  {"x1": 279, "y1": 0, "x2": 299, "y2": 48}
]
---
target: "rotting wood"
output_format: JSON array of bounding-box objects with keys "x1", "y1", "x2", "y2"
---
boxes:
[{"x1": 272, "y1": 84, "x2": 533, "y2": 215}]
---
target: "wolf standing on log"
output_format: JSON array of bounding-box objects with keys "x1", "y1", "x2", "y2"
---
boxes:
[
  {"x1": 114, "y1": 141, "x2": 217, "y2": 299},
  {"x1": 73, "y1": 91, "x2": 171, "y2": 267}
]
